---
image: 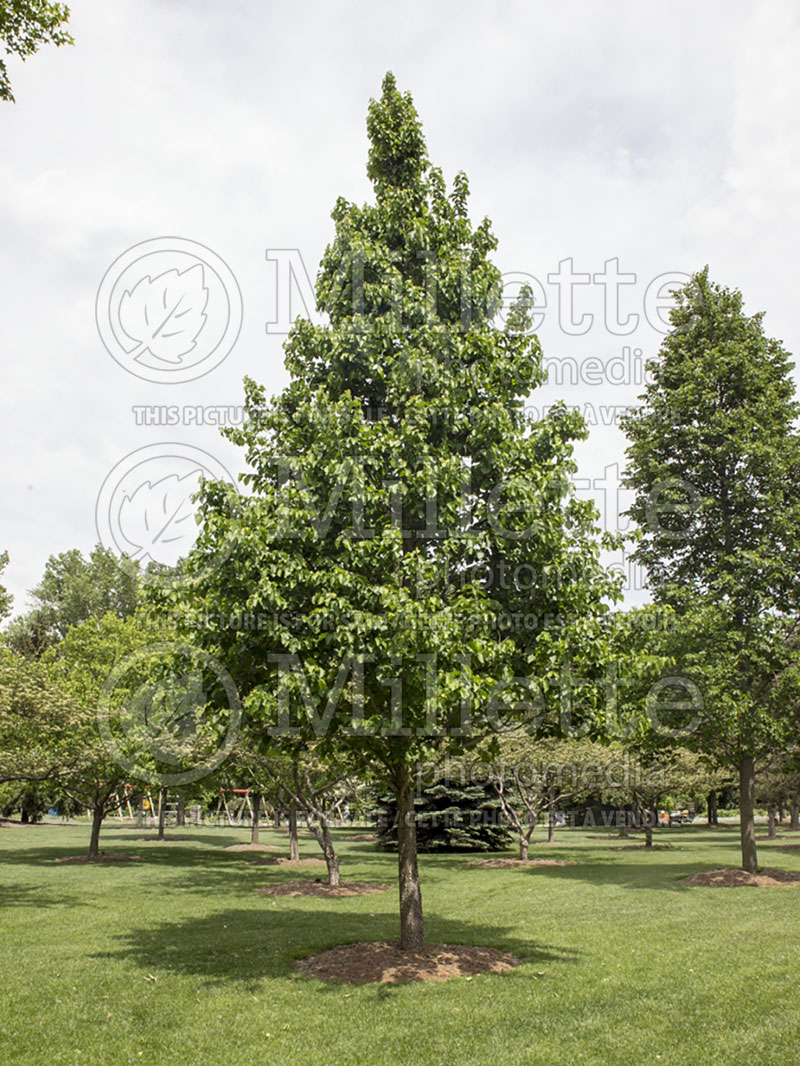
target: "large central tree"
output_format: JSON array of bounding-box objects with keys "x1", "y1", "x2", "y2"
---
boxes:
[{"x1": 163, "y1": 74, "x2": 619, "y2": 950}]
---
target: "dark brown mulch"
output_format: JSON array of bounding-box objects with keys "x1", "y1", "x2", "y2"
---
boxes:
[
  {"x1": 682, "y1": 867, "x2": 800, "y2": 888},
  {"x1": 462, "y1": 858, "x2": 576, "y2": 868},
  {"x1": 606, "y1": 844, "x2": 673, "y2": 851},
  {"x1": 247, "y1": 857, "x2": 326, "y2": 867},
  {"x1": 54, "y1": 854, "x2": 143, "y2": 864},
  {"x1": 294, "y1": 940, "x2": 520, "y2": 984},
  {"x1": 256, "y1": 881, "x2": 390, "y2": 898}
]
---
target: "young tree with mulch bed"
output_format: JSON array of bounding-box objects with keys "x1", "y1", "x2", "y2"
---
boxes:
[{"x1": 153, "y1": 74, "x2": 620, "y2": 951}]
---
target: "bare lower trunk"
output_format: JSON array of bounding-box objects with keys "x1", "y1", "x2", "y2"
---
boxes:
[
  {"x1": 707, "y1": 790, "x2": 718, "y2": 827},
  {"x1": 305, "y1": 812, "x2": 340, "y2": 886},
  {"x1": 739, "y1": 757, "x2": 758, "y2": 874},
  {"x1": 289, "y1": 799, "x2": 299, "y2": 862},
  {"x1": 88, "y1": 804, "x2": 104, "y2": 859},
  {"x1": 251, "y1": 792, "x2": 261, "y2": 845},
  {"x1": 396, "y1": 763, "x2": 424, "y2": 952},
  {"x1": 767, "y1": 805, "x2": 777, "y2": 839},
  {"x1": 548, "y1": 806, "x2": 556, "y2": 843},
  {"x1": 176, "y1": 792, "x2": 186, "y2": 827},
  {"x1": 136, "y1": 798, "x2": 144, "y2": 829},
  {"x1": 791, "y1": 796, "x2": 799, "y2": 831},
  {"x1": 644, "y1": 824, "x2": 653, "y2": 848},
  {"x1": 519, "y1": 836, "x2": 529, "y2": 860},
  {"x1": 157, "y1": 787, "x2": 167, "y2": 841},
  {"x1": 273, "y1": 809, "x2": 281, "y2": 829}
]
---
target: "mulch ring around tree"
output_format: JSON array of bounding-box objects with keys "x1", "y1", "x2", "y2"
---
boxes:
[
  {"x1": 606, "y1": 844, "x2": 674, "y2": 851},
  {"x1": 256, "y1": 880, "x2": 391, "y2": 898},
  {"x1": 54, "y1": 854, "x2": 143, "y2": 864},
  {"x1": 224, "y1": 843, "x2": 283, "y2": 852},
  {"x1": 346, "y1": 833, "x2": 378, "y2": 842},
  {"x1": 294, "y1": 941, "x2": 520, "y2": 984},
  {"x1": 462, "y1": 857, "x2": 577, "y2": 868},
  {"x1": 682, "y1": 867, "x2": 800, "y2": 887},
  {"x1": 135, "y1": 835, "x2": 196, "y2": 842},
  {"x1": 247, "y1": 857, "x2": 326, "y2": 867}
]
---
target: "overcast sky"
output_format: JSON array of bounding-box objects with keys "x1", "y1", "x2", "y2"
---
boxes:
[{"x1": 2, "y1": 0, "x2": 799, "y2": 616}]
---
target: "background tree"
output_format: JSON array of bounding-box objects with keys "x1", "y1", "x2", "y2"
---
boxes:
[
  {"x1": 0, "y1": 0, "x2": 72, "y2": 102},
  {"x1": 0, "y1": 551, "x2": 12, "y2": 621},
  {"x1": 3, "y1": 545, "x2": 139, "y2": 659},
  {"x1": 622, "y1": 269, "x2": 800, "y2": 872},
  {"x1": 154, "y1": 73, "x2": 620, "y2": 951}
]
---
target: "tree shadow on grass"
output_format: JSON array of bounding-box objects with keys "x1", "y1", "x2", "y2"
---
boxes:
[
  {"x1": 0, "y1": 883, "x2": 90, "y2": 908},
  {"x1": 93, "y1": 907, "x2": 579, "y2": 990}
]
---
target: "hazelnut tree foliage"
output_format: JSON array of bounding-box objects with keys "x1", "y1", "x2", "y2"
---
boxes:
[{"x1": 161, "y1": 75, "x2": 621, "y2": 950}]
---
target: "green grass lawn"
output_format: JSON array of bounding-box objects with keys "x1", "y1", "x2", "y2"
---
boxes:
[{"x1": 1, "y1": 821, "x2": 799, "y2": 1066}]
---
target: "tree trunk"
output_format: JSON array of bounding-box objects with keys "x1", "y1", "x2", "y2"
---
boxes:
[
  {"x1": 251, "y1": 791, "x2": 261, "y2": 845},
  {"x1": 88, "y1": 804, "x2": 104, "y2": 859},
  {"x1": 396, "y1": 763, "x2": 424, "y2": 952},
  {"x1": 547, "y1": 806, "x2": 556, "y2": 843},
  {"x1": 157, "y1": 787, "x2": 167, "y2": 841},
  {"x1": 791, "y1": 796, "x2": 799, "y2": 831},
  {"x1": 273, "y1": 808, "x2": 281, "y2": 829},
  {"x1": 767, "y1": 805, "x2": 777, "y2": 839},
  {"x1": 707, "y1": 790, "x2": 718, "y2": 827},
  {"x1": 644, "y1": 824, "x2": 653, "y2": 848},
  {"x1": 136, "y1": 798, "x2": 144, "y2": 829},
  {"x1": 518, "y1": 835, "x2": 529, "y2": 861},
  {"x1": 319, "y1": 821, "x2": 340, "y2": 886},
  {"x1": 289, "y1": 799, "x2": 299, "y2": 861},
  {"x1": 176, "y1": 792, "x2": 186, "y2": 827},
  {"x1": 739, "y1": 757, "x2": 758, "y2": 874}
]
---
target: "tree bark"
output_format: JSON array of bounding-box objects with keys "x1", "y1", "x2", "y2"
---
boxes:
[
  {"x1": 176, "y1": 792, "x2": 186, "y2": 827},
  {"x1": 518, "y1": 836, "x2": 529, "y2": 861},
  {"x1": 707, "y1": 789, "x2": 718, "y2": 827},
  {"x1": 157, "y1": 786, "x2": 167, "y2": 841},
  {"x1": 644, "y1": 824, "x2": 653, "y2": 848},
  {"x1": 273, "y1": 808, "x2": 281, "y2": 829},
  {"x1": 767, "y1": 805, "x2": 777, "y2": 839},
  {"x1": 250, "y1": 791, "x2": 261, "y2": 845},
  {"x1": 88, "y1": 804, "x2": 104, "y2": 859},
  {"x1": 289, "y1": 799, "x2": 299, "y2": 861},
  {"x1": 739, "y1": 757, "x2": 758, "y2": 874},
  {"x1": 136, "y1": 798, "x2": 144, "y2": 829},
  {"x1": 791, "y1": 796, "x2": 799, "y2": 831},
  {"x1": 396, "y1": 763, "x2": 424, "y2": 952}
]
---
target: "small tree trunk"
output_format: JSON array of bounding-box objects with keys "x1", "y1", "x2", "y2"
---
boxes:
[
  {"x1": 739, "y1": 757, "x2": 758, "y2": 874},
  {"x1": 273, "y1": 809, "x2": 281, "y2": 829},
  {"x1": 767, "y1": 805, "x2": 777, "y2": 840},
  {"x1": 644, "y1": 824, "x2": 653, "y2": 848},
  {"x1": 396, "y1": 763, "x2": 424, "y2": 952},
  {"x1": 88, "y1": 804, "x2": 104, "y2": 859},
  {"x1": 250, "y1": 792, "x2": 261, "y2": 845},
  {"x1": 707, "y1": 790, "x2": 718, "y2": 827},
  {"x1": 519, "y1": 834, "x2": 529, "y2": 860},
  {"x1": 548, "y1": 806, "x2": 556, "y2": 843},
  {"x1": 136, "y1": 798, "x2": 144, "y2": 829},
  {"x1": 790, "y1": 796, "x2": 799, "y2": 831},
  {"x1": 176, "y1": 792, "x2": 186, "y2": 827},
  {"x1": 289, "y1": 799, "x2": 299, "y2": 861},
  {"x1": 157, "y1": 787, "x2": 168, "y2": 841},
  {"x1": 319, "y1": 820, "x2": 340, "y2": 886}
]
